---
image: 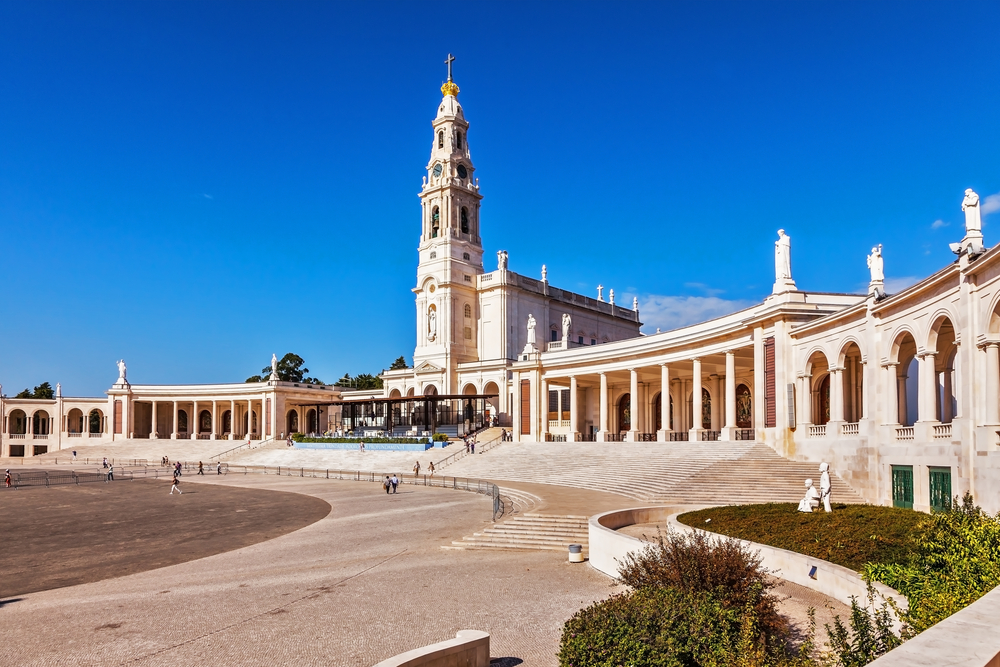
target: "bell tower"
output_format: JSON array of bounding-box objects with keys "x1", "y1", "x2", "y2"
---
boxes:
[{"x1": 412, "y1": 55, "x2": 484, "y2": 392}]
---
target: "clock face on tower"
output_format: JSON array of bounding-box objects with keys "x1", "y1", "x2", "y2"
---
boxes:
[
  {"x1": 457, "y1": 164, "x2": 468, "y2": 179},
  {"x1": 432, "y1": 163, "x2": 443, "y2": 177}
]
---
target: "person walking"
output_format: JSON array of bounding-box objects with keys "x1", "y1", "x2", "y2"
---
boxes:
[
  {"x1": 170, "y1": 473, "x2": 182, "y2": 495},
  {"x1": 390, "y1": 474, "x2": 399, "y2": 494},
  {"x1": 175, "y1": 462, "x2": 182, "y2": 477},
  {"x1": 107, "y1": 464, "x2": 114, "y2": 482},
  {"x1": 72, "y1": 450, "x2": 77, "y2": 462},
  {"x1": 198, "y1": 461, "x2": 205, "y2": 475},
  {"x1": 4, "y1": 469, "x2": 11, "y2": 488},
  {"x1": 383, "y1": 475, "x2": 391, "y2": 494},
  {"x1": 413, "y1": 461, "x2": 421, "y2": 478},
  {"x1": 470, "y1": 439, "x2": 475, "y2": 454},
  {"x1": 102, "y1": 457, "x2": 109, "y2": 469},
  {"x1": 360, "y1": 441, "x2": 365, "y2": 453},
  {"x1": 428, "y1": 461, "x2": 435, "y2": 476},
  {"x1": 216, "y1": 461, "x2": 222, "y2": 475}
]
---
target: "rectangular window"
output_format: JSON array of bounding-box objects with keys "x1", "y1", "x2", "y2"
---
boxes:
[
  {"x1": 764, "y1": 336, "x2": 776, "y2": 428},
  {"x1": 578, "y1": 336, "x2": 584, "y2": 344},
  {"x1": 551, "y1": 330, "x2": 557, "y2": 342},
  {"x1": 591, "y1": 339, "x2": 596, "y2": 345},
  {"x1": 114, "y1": 400, "x2": 123, "y2": 434},
  {"x1": 266, "y1": 398, "x2": 272, "y2": 436},
  {"x1": 929, "y1": 467, "x2": 952, "y2": 512},
  {"x1": 548, "y1": 389, "x2": 559, "y2": 415},
  {"x1": 561, "y1": 389, "x2": 571, "y2": 420},
  {"x1": 892, "y1": 465, "x2": 914, "y2": 509},
  {"x1": 464, "y1": 274, "x2": 471, "y2": 282},
  {"x1": 9, "y1": 445, "x2": 24, "y2": 457}
]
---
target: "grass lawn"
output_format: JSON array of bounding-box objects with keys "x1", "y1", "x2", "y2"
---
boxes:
[{"x1": 677, "y1": 503, "x2": 925, "y2": 571}]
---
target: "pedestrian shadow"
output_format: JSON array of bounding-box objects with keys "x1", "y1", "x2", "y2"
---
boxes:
[
  {"x1": 0, "y1": 597, "x2": 25, "y2": 608},
  {"x1": 490, "y1": 658, "x2": 523, "y2": 666}
]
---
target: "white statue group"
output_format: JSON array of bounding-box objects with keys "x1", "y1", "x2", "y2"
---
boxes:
[{"x1": 798, "y1": 462, "x2": 833, "y2": 513}]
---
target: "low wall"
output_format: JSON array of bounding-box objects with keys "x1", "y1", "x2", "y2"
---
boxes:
[
  {"x1": 372, "y1": 630, "x2": 489, "y2": 667},
  {"x1": 588, "y1": 506, "x2": 902, "y2": 611},
  {"x1": 294, "y1": 440, "x2": 434, "y2": 452}
]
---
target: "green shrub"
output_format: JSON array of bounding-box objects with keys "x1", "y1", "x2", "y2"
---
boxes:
[
  {"x1": 821, "y1": 585, "x2": 902, "y2": 667},
  {"x1": 862, "y1": 492, "x2": 1000, "y2": 634},
  {"x1": 617, "y1": 528, "x2": 788, "y2": 645},
  {"x1": 432, "y1": 433, "x2": 449, "y2": 441}
]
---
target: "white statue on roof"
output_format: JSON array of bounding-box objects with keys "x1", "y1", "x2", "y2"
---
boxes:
[
  {"x1": 963, "y1": 188, "x2": 982, "y2": 235},
  {"x1": 561, "y1": 313, "x2": 572, "y2": 341}
]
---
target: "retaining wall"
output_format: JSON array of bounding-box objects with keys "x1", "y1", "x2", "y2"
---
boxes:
[{"x1": 372, "y1": 630, "x2": 489, "y2": 667}]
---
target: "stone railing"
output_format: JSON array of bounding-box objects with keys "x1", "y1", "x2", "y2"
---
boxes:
[
  {"x1": 842, "y1": 422, "x2": 860, "y2": 436},
  {"x1": 9, "y1": 433, "x2": 26, "y2": 439},
  {"x1": 33, "y1": 433, "x2": 49, "y2": 439},
  {"x1": 546, "y1": 340, "x2": 564, "y2": 352},
  {"x1": 808, "y1": 425, "x2": 827, "y2": 438},
  {"x1": 933, "y1": 423, "x2": 953, "y2": 439},
  {"x1": 896, "y1": 426, "x2": 915, "y2": 441},
  {"x1": 372, "y1": 630, "x2": 489, "y2": 667}
]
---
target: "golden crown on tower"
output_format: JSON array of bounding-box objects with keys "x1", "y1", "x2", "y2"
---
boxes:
[{"x1": 441, "y1": 80, "x2": 460, "y2": 97}]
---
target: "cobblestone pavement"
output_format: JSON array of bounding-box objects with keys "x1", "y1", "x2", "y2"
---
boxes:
[{"x1": 1, "y1": 475, "x2": 622, "y2": 666}]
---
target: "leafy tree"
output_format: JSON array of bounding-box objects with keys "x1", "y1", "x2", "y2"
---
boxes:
[
  {"x1": 389, "y1": 355, "x2": 409, "y2": 370},
  {"x1": 15, "y1": 382, "x2": 54, "y2": 399},
  {"x1": 246, "y1": 353, "x2": 323, "y2": 384},
  {"x1": 335, "y1": 372, "x2": 383, "y2": 390}
]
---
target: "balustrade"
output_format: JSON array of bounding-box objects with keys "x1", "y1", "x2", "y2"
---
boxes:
[
  {"x1": 669, "y1": 432, "x2": 689, "y2": 441},
  {"x1": 735, "y1": 429, "x2": 755, "y2": 441},
  {"x1": 701, "y1": 430, "x2": 720, "y2": 441},
  {"x1": 895, "y1": 426, "x2": 915, "y2": 441},
  {"x1": 933, "y1": 423, "x2": 953, "y2": 439},
  {"x1": 808, "y1": 425, "x2": 827, "y2": 438},
  {"x1": 841, "y1": 422, "x2": 860, "y2": 436}
]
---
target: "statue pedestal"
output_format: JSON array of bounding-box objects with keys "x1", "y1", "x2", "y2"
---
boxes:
[{"x1": 772, "y1": 278, "x2": 797, "y2": 295}]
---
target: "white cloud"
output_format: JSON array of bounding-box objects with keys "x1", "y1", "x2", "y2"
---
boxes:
[
  {"x1": 982, "y1": 191, "x2": 1000, "y2": 215},
  {"x1": 883, "y1": 276, "x2": 920, "y2": 294},
  {"x1": 683, "y1": 282, "x2": 726, "y2": 297},
  {"x1": 639, "y1": 294, "x2": 753, "y2": 333},
  {"x1": 931, "y1": 219, "x2": 948, "y2": 229},
  {"x1": 203, "y1": 193, "x2": 214, "y2": 200}
]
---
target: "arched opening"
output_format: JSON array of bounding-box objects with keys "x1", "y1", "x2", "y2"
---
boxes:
[
  {"x1": 891, "y1": 332, "x2": 919, "y2": 426},
  {"x1": 701, "y1": 388, "x2": 712, "y2": 429},
  {"x1": 388, "y1": 388, "x2": 402, "y2": 399},
  {"x1": 617, "y1": 394, "x2": 631, "y2": 433},
  {"x1": 736, "y1": 384, "x2": 752, "y2": 428},
  {"x1": 806, "y1": 351, "x2": 831, "y2": 425},
  {"x1": 33, "y1": 410, "x2": 50, "y2": 435},
  {"x1": 483, "y1": 381, "x2": 500, "y2": 422},
  {"x1": 89, "y1": 409, "x2": 104, "y2": 434},
  {"x1": 456, "y1": 131, "x2": 463, "y2": 150},
  {"x1": 177, "y1": 409, "x2": 188, "y2": 434},
  {"x1": 67, "y1": 408, "x2": 84, "y2": 433},
  {"x1": 840, "y1": 342, "x2": 864, "y2": 423},
  {"x1": 405, "y1": 387, "x2": 415, "y2": 397},
  {"x1": 464, "y1": 303, "x2": 472, "y2": 318},
  {"x1": 221, "y1": 410, "x2": 232, "y2": 435},
  {"x1": 306, "y1": 409, "x2": 317, "y2": 434},
  {"x1": 9, "y1": 409, "x2": 27, "y2": 435},
  {"x1": 424, "y1": 385, "x2": 438, "y2": 396},
  {"x1": 431, "y1": 207, "x2": 440, "y2": 238},
  {"x1": 287, "y1": 410, "x2": 299, "y2": 434},
  {"x1": 199, "y1": 410, "x2": 212, "y2": 433},
  {"x1": 461, "y1": 207, "x2": 469, "y2": 234},
  {"x1": 437, "y1": 130, "x2": 444, "y2": 148},
  {"x1": 462, "y1": 383, "x2": 477, "y2": 395},
  {"x1": 929, "y1": 317, "x2": 958, "y2": 423},
  {"x1": 652, "y1": 393, "x2": 673, "y2": 431}
]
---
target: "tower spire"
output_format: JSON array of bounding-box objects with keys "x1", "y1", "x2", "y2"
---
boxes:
[{"x1": 441, "y1": 53, "x2": 460, "y2": 97}]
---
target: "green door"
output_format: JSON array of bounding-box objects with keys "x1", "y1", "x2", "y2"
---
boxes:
[
  {"x1": 929, "y1": 467, "x2": 952, "y2": 512},
  {"x1": 892, "y1": 465, "x2": 913, "y2": 509}
]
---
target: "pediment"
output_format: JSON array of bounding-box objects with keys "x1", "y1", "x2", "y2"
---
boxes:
[{"x1": 413, "y1": 361, "x2": 443, "y2": 374}]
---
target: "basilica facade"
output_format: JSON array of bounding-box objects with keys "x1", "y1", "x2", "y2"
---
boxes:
[{"x1": 3, "y1": 68, "x2": 1000, "y2": 515}]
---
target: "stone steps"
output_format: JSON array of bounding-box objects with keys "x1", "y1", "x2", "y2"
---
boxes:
[{"x1": 450, "y1": 514, "x2": 589, "y2": 553}]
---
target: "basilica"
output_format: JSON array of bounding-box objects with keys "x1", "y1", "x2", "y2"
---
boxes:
[{"x1": 3, "y1": 65, "x2": 1000, "y2": 515}]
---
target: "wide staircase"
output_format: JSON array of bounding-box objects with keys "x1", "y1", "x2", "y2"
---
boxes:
[
  {"x1": 443, "y1": 441, "x2": 865, "y2": 505},
  {"x1": 448, "y1": 513, "x2": 589, "y2": 554},
  {"x1": 26, "y1": 438, "x2": 267, "y2": 467}
]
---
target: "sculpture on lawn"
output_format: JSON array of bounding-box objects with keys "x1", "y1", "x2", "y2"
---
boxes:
[
  {"x1": 819, "y1": 462, "x2": 833, "y2": 512},
  {"x1": 797, "y1": 478, "x2": 821, "y2": 512}
]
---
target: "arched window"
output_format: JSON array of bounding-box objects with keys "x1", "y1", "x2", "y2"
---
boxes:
[
  {"x1": 460, "y1": 207, "x2": 469, "y2": 234},
  {"x1": 431, "y1": 207, "x2": 440, "y2": 238},
  {"x1": 464, "y1": 304, "x2": 472, "y2": 318},
  {"x1": 456, "y1": 132, "x2": 463, "y2": 150},
  {"x1": 437, "y1": 130, "x2": 444, "y2": 149}
]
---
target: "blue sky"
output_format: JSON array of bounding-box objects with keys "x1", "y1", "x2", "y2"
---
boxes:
[{"x1": 1, "y1": 0, "x2": 998, "y2": 396}]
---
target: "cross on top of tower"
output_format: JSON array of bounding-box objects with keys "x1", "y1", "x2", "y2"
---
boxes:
[
  {"x1": 441, "y1": 54, "x2": 460, "y2": 98},
  {"x1": 445, "y1": 53, "x2": 455, "y2": 81}
]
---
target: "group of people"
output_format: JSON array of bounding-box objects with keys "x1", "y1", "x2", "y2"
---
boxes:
[
  {"x1": 382, "y1": 474, "x2": 399, "y2": 494},
  {"x1": 463, "y1": 435, "x2": 477, "y2": 454},
  {"x1": 412, "y1": 460, "x2": 435, "y2": 477},
  {"x1": 500, "y1": 429, "x2": 512, "y2": 442}
]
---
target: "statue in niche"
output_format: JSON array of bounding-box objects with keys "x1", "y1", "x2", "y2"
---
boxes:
[
  {"x1": 116, "y1": 359, "x2": 127, "y2": 383},
  {"x1": 497, "y1": 250, "x2": 508, "y2": 271},
  {"x1": 428, "y1": 307, "x2": 437, "y2": 342},
  {"x1": 775, "y1": 229, "x2": 792, "y2": 281},
  {"x1": 561, "y1": 313, "x2": 572, "y2": 341},
  {"x1": 609, "y1": 289, "x2": 615, "y2": 305},
  {"x1": 963, "y1": 188, "x2": 982, "y2": 235},
  {"x1": 526, "y1": 314, "x2": 537, "y2": 346},
  {"x1": 797, "y1": 478, "x2": 821, "y2": 512},
  {"x1": 867, "y1": 244, "x2": 884, "y2": 283},
  {"x1": 819, "y1": 462, "x2": 833, "y2": 512},
  {"x1": 270, "y1": 353, "x2": 278, "y2": 378}
]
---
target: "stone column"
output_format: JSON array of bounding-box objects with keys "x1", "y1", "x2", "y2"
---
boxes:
[
  {"x1": 897, "y1": 372, "x2": 908, "y2": 425},
  {"x1": 569, "y1": 376, "x2": 579, "y2": 442},
  {"x1": 211, "y1": 400, "x2": 217, "y2": 440},
  {"x1": 628, "y1": 368, "x2": 639, "y2": 441},
  {"x1": 192, "y1": 401, "x2": 199, "y2": 439},
  {"x1": 917, "y1": 353, "x2": 938, "y2": 423},
  {"x1": 883, "y1": 363, "x2": 898, "y2": 425},
  {"x1": 829, "y1": 367, "x2": 845, "y2": 423},
  {"x1": 690, "y1": 359, "x2": 702, "y2": 441},
  {"x1": 540, "y1": 377, "x2": 549, "y2": 441},
  {"x1": 722, "y1": 352, "x2": 737, "y2": 440},
  {"x1": 231, "y1": 399, "x2": 236, "y2": 439},
  {"x1": 171, "y1": 401, "x2": 178, "y2": 439},
  {"x1": 598, "y1": 372, "x2": 609, "y2": 441},
  {"x1": 941, "y1": 369, "x2": 952, "y2": 424},
  {"x1": 986, "y1": 343, "x2": 1000, "y2": 425},
  {"x1": 151, "y1": 401, "x2": 158, "y2": 439},
  {"x1": 657, "y1": 364, "x2": 670, "y2": 442}
]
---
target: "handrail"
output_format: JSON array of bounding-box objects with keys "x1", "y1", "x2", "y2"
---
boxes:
[
  {"x1": 434, "y1": 435, "x2": 503, "y2": 470},
  {"x1": 210, "y1": 437, "x2": 277, "y2": 461}
]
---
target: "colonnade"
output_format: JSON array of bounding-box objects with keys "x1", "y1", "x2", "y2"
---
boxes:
[{"x1": 139, "y1": 397, "x2": 266, "y2": 440}]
